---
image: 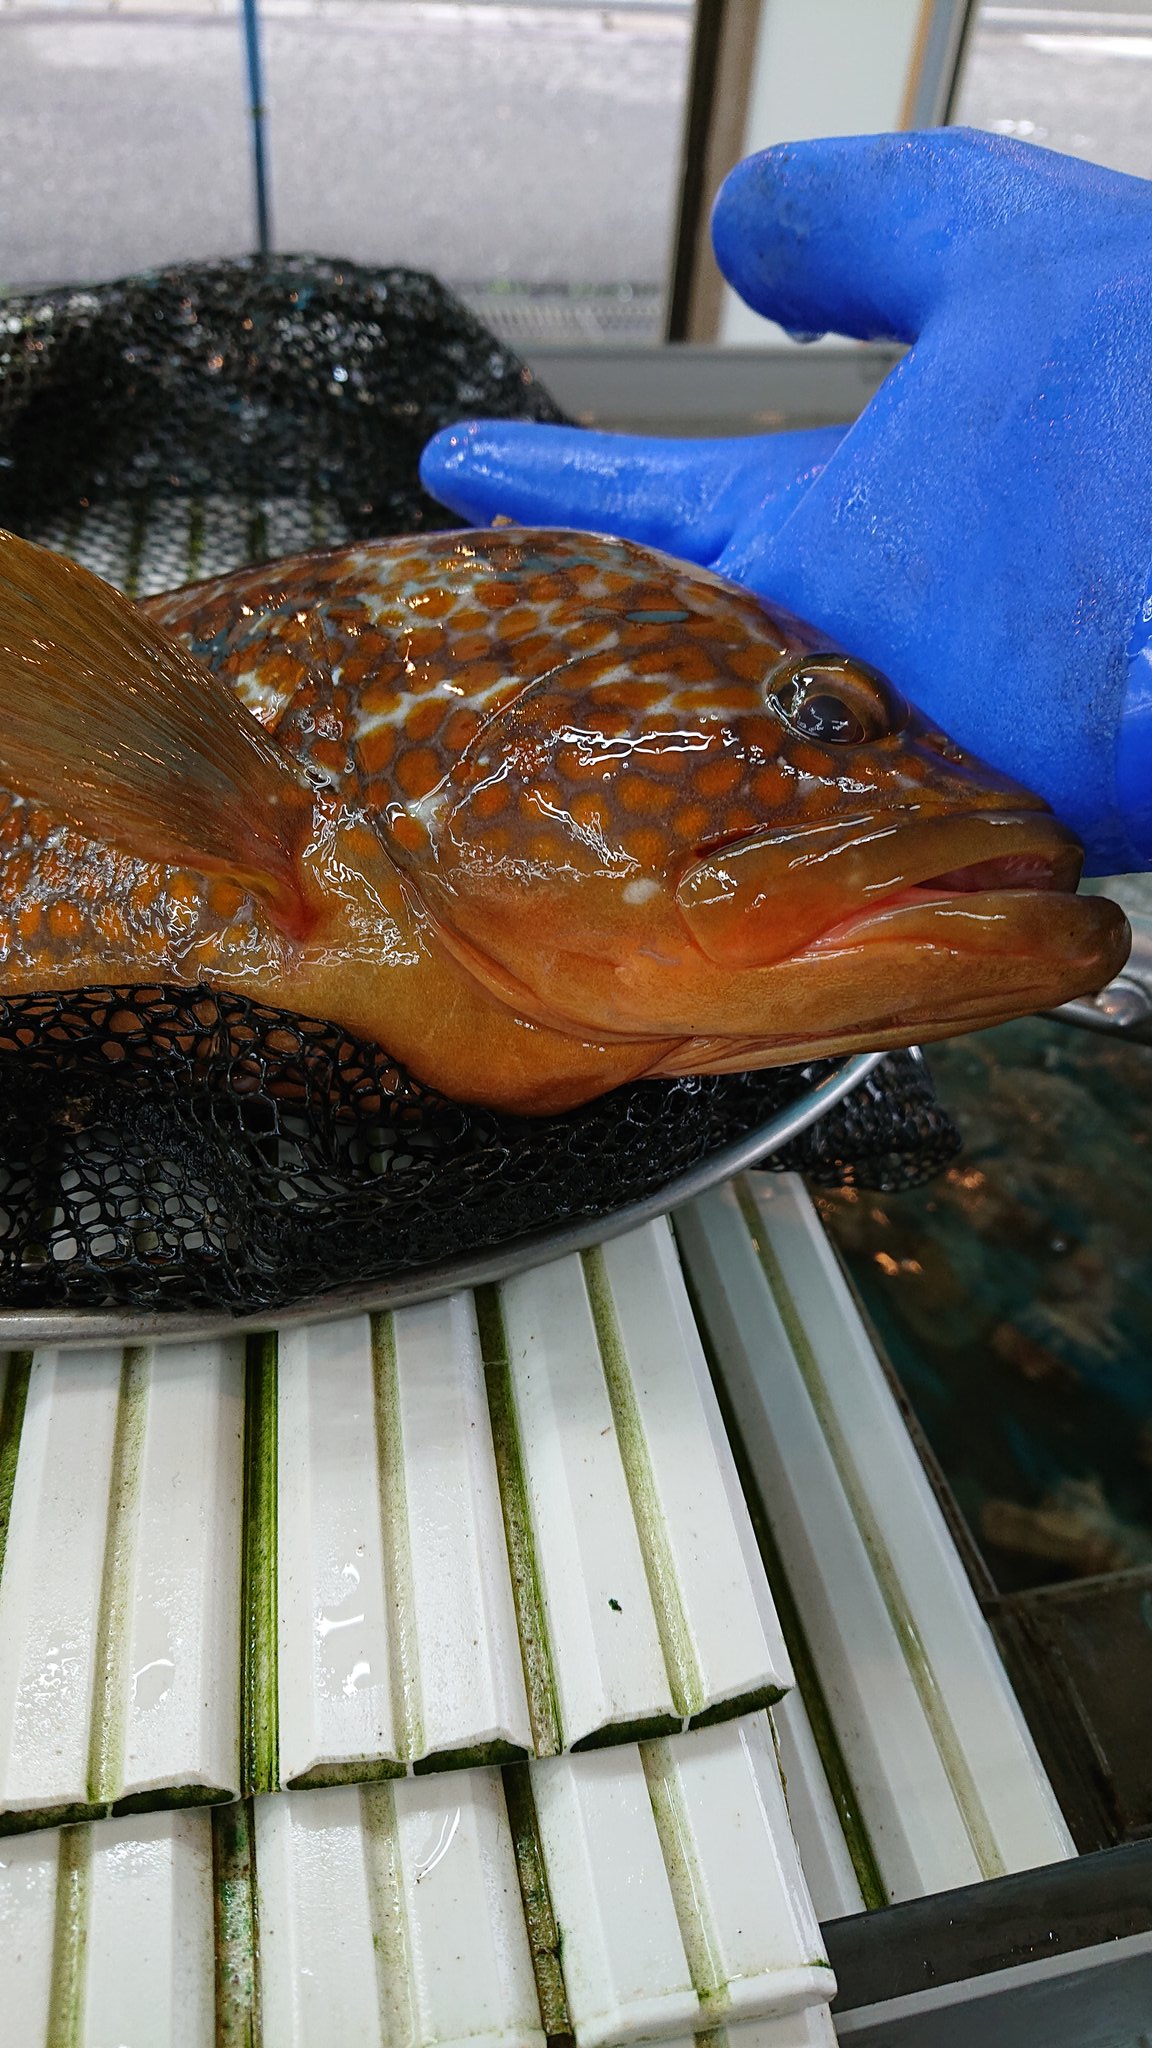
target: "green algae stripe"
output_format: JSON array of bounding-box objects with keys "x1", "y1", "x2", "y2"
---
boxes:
[
  {"x1": 502, "y1": 1761, "x2": 571, "y2": 2040},
  {"x1": 676, "y1": 1243, "x2": 888, "y2": 1913},
  {"x1": 688, "y1": 1682, "x2": 784, "y2": 1730},
  {"x1": 112, "y1": 1784, "x2": 234, "y2": 1818},
  {"x1": 640, "y1": 1736, "x2": 727, "y2": 2011},
  {"x1": 46, "y1": 1823, "x2": 91, "y2": 2048},
  {"x1": 0, "y1": 1350, "x2": 32, "y2": 1589},
  {"x1": 88, "y1": 1347, "x2": 150, "y2": 1808},
  {"x1": 570, "y1": 1712, "x2": 680, "y2": 1752},
  {"x1": 412, "y1": 1736, "x2": 529, "y2": 1775},
  {"x1": 735, "y1": 1182, "x2": 1006, "y2": 1885},
  {"x1": 0, "y1": 1801, "x2": 103, "y2": 1839},
  {"x1": 212, "y1": 1801, "x2": 261, "y2": 2048},
  {"x1": 360, "y1": 1780, "x2": 416, "y2": 2042},
  {"x1": 241, "y1": 1335, "x2": 279, "y2": 1797},
  {"x1": 371, "y1": 1312, "x2": 422, "y2": 1763},
  {"x1": 475, "y1": 1285, "x2": 562, "y2": 1757},
  {"x1": 287, "y1": 1757, "x2": 407, "y2": 1792},
  {"x1": 581, "y1": 1246, "x2": 704, "y2": 1721}
]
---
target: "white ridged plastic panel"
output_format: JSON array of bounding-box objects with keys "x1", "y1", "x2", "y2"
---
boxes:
[
  {"x1": 675, "y1": 1173, "x2": 1077, "y2": 1906},
  {"x1": 0, "y1": 1220, "x2": 790, "y2": 1828},
  {"x1": 0, "y1": 1713, "x2": 836, "y2": 2048}
]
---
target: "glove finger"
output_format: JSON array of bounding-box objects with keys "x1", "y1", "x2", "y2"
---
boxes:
[
  {"x1": 713, "y1": 128, "x2": 1094, "y2": 344},
  {"x1": 420, "y1": 419, "x2": 846, "y2": 560}
]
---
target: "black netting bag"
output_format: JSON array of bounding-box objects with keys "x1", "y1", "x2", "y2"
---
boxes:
[{"x1": 0, "y1": 255, "x2": 960, "y2": 1314}]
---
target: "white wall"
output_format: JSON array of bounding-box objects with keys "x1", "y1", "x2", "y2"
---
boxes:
[{"x1": 719, "y1": 0, "x2": 927, "y2": 343}]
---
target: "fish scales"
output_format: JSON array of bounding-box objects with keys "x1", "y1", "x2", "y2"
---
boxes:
[{"x1": 0, "y1": 526, "x2": 1130, "y2": 1115}]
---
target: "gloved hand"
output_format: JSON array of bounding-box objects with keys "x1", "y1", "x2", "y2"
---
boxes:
[{"x1": 422, "y1": 130, "x2": 1152, "y2": 876}]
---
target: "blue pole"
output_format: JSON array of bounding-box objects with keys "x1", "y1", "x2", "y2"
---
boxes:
[{"x1": 241, "y1": 0, "x2": 272, "y2": 256}]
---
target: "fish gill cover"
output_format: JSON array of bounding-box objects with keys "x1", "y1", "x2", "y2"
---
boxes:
[{"x1": 0, "y1": 255, "x2": 958, "y2": 1312}]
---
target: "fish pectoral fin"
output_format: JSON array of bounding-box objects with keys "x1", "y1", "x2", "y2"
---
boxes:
[{"x1": 0, "y1": 530, "x2": 314, "y2": 934}]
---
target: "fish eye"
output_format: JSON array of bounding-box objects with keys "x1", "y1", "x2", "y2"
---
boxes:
[{"x1": 767, "y1": 655, "x2": 906, "y2": 745}]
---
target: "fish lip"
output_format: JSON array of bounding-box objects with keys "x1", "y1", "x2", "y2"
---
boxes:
[
  {"x1": 804, "y1": 882, "x2": 1128, "y2": 964},
  {"x1": 797, "y1": 810, "x2": 1085, "y2": 949}
]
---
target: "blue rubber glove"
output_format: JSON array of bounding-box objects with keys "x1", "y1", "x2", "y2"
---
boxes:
[{"x1": 422, "y1": 130, "x2": 1152, "y2": 876}]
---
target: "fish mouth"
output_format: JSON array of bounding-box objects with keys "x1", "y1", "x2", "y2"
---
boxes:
[
  {"x1": 678, "y1": 806, "x2": 1090, "y2": 973},
  {"x1": 660, "y1": 806, "x2": 1131, "y2": 1055},
  {"x1": 806, "y1": 835, "x2": 1085, "y2": 951}
]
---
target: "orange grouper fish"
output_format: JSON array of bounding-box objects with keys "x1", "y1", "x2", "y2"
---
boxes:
[{"x1": 0, "y1": 525, "x2": 1130, "y2": 1115}]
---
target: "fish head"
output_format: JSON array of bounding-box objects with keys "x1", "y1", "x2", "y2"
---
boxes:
[{"x1": 387, "y1": 533, "x2": 1129, "y2": 1066}]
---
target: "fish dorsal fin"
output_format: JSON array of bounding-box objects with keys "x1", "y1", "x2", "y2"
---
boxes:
[{"x1": 0, "y1": 531, "x2": 313, "y2": 932}]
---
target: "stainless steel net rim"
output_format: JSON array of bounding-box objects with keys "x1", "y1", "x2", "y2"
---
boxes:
[{"x1": 0, "y1": 1051, "x2": 885, "y2": 1348}]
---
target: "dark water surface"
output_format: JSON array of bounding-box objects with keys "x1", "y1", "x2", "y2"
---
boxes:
[{"x1": 817, "y1": 1019, "x2": 1152, "y2": 1596}]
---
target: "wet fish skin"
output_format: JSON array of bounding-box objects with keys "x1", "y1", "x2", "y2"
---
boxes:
[{"x1": 0, "y1": 527, "x2": 1130, "y2": 1113}]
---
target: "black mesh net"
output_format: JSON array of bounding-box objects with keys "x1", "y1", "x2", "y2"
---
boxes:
[
  {"x1": 0, "y1": 255, "x2": 960, "y2": 1314},
  {"x1": 0, "y1": 253, "x2": 564, "y2": 557}
]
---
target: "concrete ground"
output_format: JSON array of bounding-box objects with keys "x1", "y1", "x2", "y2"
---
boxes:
[
  {"x1": 2, "y1": 0, "x2": 1152, "y2": 339},
  {"x1": 0, "y1": 0, "x2": 692, "y2": 315}
]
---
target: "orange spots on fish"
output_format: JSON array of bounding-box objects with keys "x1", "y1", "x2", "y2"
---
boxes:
[
  {"x1": 682, "y1": 684, "x2": 761, "y2": 714},
  {"x1": 408, "y1": 588, "x2": 457, "y2": 619},
  {"x1": 256, "y1": 648, "x2": 311, "y2": 698},
  {"x1": 511, "y1": 697, "x2": 565, "y2": 743},
  {"x1": 167, "y1": 872, "x2": 201, "y2": 912},
  {"x1": 694, "y1": 756, "x2": 745, "y2": 800},
  {"x1": 96, "y1": 905, "x2": 130, "y2": 949},
  {"x1": 618, "y1": 776, "x2": 666, "y2": 816},
  {"x1": 673, "y1": 803, "x2": 712, "y2": 843},
  {"x1": 310, "y1": 737, "x2": 352, "y2": 777},
  {"x1": 497, "y1": 607, "x2": 544, "y2": 640},
  {"x1": 635, "y1": 740, "x2": 707, "y2": 779},
  {"x1": 394, "y1": 747, "x2": 444, "y2": 801},
  {"x1": 2, "y1": 850, "x2": 33, "y2": 895},
  {"x1": 751, "y1": 766, "x2": 788, "y2": 806},
  {"x1": 210, "y1": 877, "x2": 247, "y2": 921},
  {"x1": 442, "y1": 708, "x2": 483, "y2": 754},
  {"x1": 338, "y1": 653, "x2": 380, "y2": 691},
  {"x1": 511, "y1": 632, "x2": 563, "y2": 667},
  {"x1": 360, "y1": 685, "x2": 403, "y2": 724},
  {"x1": 728, "y1": 644, "x2": 780, "y2": 683},
  {"x1": 130, "y1": 878, "x2": 161, "y2": 920},
  {"x1": 737, "y1": 715, "x2": 783, "y2": 761},
  {"x1": 47, "y1": 901, "x2": 84, "y2": 942},
  {"x1": 527, "y1": 777, "x2": 563, "y2": 813},
  {"x1": 454, "y1": 658, "x2": 513, "y2": 696},
  {"x1": 472, "y1": 580, "x2": 520, "y2": 610},
  {"x1": 789, "y1": 742, "x2": 840, "y2": 781},
  {"x1": 585, "y1": 707, "x2": 632, "y2": 742},
  {"x1": 442, "y1": 632, "x2": 494, "y2": 665},
  {"x1": 17, "y1": 905, "x2": 40, "y2": 940},
  {"x1": 402, "y1": 698, "x2": 446, "y2": 746},
  {"x1": 720, "y1": 805, "x2": 761, "y2": 838},
  {"x1": 471, "y1": 780, "x2": 511, "y2": 820},
  {"x1": 451, "y1": 607, "x2": 490, "y2": 633},
  {"x1": 401, "y1": 626, "x2": 445, "y2": 661},
  {"x1": 556, "y1": 743, "x2": 603, "y2": 784},
  {"x1": 518, "y1": 573, "x2": 568, "y2": 605},
  {"x1": 632, "y1": 646, "x2": 718, "y2": 685},
  {"x1": 622, "y1": 824, "x2": 669, "y2": 868},
  {"x1": 599, "y1": 681, "x2": 669, "y2": 713},
  {"x1": 388, "y1": 812, "x2": 427, "y2": 853},
  {"x1": 568, "y1": 792, "x2": 607, "y2": 837},
  {"x1": 359, "y1": 726, "x2": 397, "y2": 775}
]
